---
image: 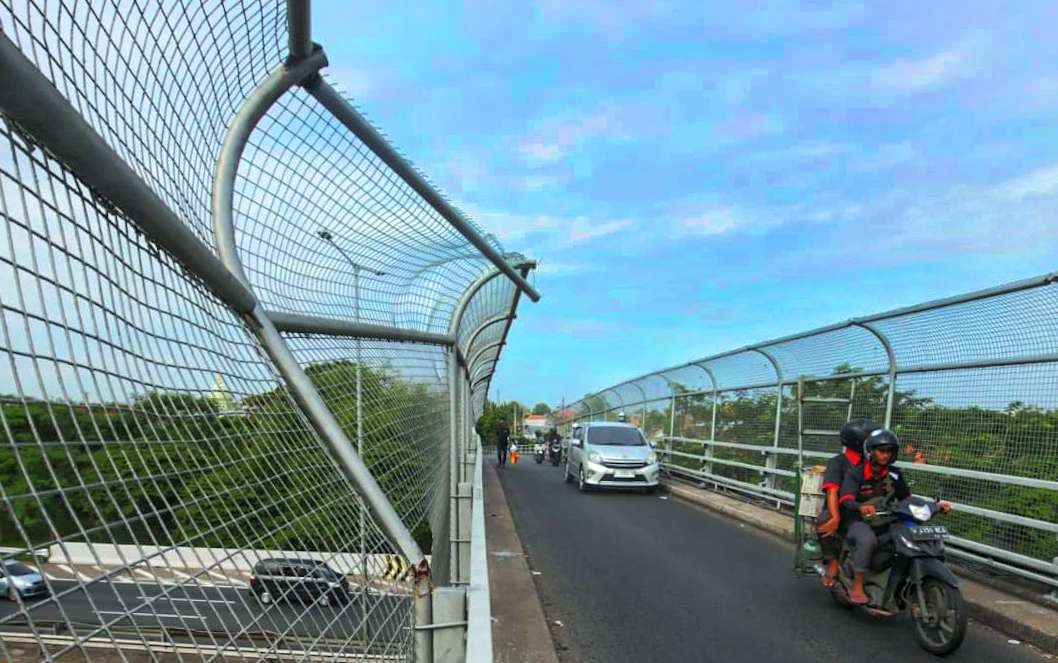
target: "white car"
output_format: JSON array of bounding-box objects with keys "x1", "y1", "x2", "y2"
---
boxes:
[{"x1": 565, "y1": 422, "x2": 659, "y2": 493}]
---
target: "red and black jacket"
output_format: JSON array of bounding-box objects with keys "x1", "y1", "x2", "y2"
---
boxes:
[
  {"x1": 821, "y1": 447, "x2": 863, "y2": 494},
  {"x1": 838, "y1": 461, "x2": 911, "y2": 523}
]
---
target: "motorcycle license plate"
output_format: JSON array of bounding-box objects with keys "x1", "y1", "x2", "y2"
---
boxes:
[
  {"x1": 912, "y1": 525, "x2": 948, "y2": 540},
  {"x1": 614, "y1": 470, "x2": 635, "y2": 478}
]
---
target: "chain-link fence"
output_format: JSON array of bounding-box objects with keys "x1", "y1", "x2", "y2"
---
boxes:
[
  {"x1": 557, "y1": 274, "x2": 1058, "y2": 592},
  {"x1": 0, "y1": 1, "x2": 532, "y2": 660}
]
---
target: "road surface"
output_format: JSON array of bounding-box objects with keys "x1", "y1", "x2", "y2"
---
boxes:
[{"x1": 497, "y1": 460, "x2": 1050, "y2": 663}]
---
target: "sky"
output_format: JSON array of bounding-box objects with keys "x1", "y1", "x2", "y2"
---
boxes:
[{"x1": 313, "y1": 1, "x2": 1058, "y2": 408}]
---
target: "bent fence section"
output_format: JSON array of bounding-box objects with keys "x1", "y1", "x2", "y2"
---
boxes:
[
  {"x1": 0, "y1": 1, "x2": 528, "y2": 660},
  {"x1": 557, "y1": 273, "x2": 1058, "y2": 592}
]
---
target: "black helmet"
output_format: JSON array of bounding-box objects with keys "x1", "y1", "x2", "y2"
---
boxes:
[
  {"x1": 839, "y1": 418, "x2": 881, "y2": 451},
  {"x1": 864, "y1": 428, "x2": 900, "y2": 464}
]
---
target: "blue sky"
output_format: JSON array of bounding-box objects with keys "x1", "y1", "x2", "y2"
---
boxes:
[{"x1": 314, "y1": 1, "x2": 1058, "y2": 407}]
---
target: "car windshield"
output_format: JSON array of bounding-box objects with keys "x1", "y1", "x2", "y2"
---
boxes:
[
  {"x1": 3, "y1": 561, "x2": 35, "y2": 576},
  {"x1": 587, "y1": 427, "x2": 645, "y2": 446},
  {"x1": 312, "y1": 566, "x2": 338, "y2": 580}
]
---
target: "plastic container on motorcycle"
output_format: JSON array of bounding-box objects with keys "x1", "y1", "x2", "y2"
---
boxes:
[
  {"x1": 801, "y1": 540, "x2": 823, "y2": 561},
  {"x1": 797, "y1": 466, "x2": 826, "y2": 517}
]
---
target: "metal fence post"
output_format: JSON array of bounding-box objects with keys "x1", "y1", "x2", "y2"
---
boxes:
[
  {"x1": 750, "y1": 348, "x2": 784, "y2": 502},
  {"x1": 852, "y1": 321, "x2": 898, "y2": 428},
  {"x1": 695, "y1": 363, "x2": 720, "y2": 480}
]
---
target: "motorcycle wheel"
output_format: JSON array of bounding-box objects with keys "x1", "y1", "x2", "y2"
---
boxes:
[{"x1": 911, "y1": 579, "x2": 967, "y2": 657}]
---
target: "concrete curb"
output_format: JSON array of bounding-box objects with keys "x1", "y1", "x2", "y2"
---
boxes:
[
  {"x1": 483, "y1": 462, "x2": 561, "y2": 663},
  {"x1": 662, "y1": 479, "x2": 1058, "y2": 655}
]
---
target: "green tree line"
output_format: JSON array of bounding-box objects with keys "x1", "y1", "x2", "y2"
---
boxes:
[
  {"x1": 0, "y1": 361, "x2": 443, "y2": 554},
  {"x1": 659, "y1": 366, "x2": 1058, "y2": 565}
]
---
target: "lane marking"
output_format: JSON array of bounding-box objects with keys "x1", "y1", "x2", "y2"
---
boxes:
[
  {"x1": 138, "y1": 594, "x2": 237, "y2": 605},
  {"x1": 204, "y1": 569, "x2": 247, "y2": 587},
  {"x1": 54, "y1": 564, "x2": 92, "y2": 583},
  {"x1": 97, "y1": 610, "x2": 205, "y2": 620}
]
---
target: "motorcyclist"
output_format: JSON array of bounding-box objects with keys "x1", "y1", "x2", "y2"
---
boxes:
[
  {"x1": 817, "y1": 418, "x2": 879, "y2": 587},
  {"x1": 839, "y1": 428, "x2": 951, "y2": 605},
  {"x1": 547, "y1": 427, "x2": 562, "y2": 462}
]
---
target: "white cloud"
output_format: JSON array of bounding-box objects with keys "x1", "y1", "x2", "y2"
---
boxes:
[
  {"x1": 871, "y1": 50, "x2": 965, "y2": 92},
  {"x1": 994, "y1": 163, "x2": 1058, "y2": 199},
  {"x1": 516, "y1": 108, "x2": 623, "y2": 165},
  {"x1": 326, "y1": 67, "x2": 376, "y2": 99},
  {"x1": 470, "y1": 209, "x2": 637, "y2": 249},
  {"x1": 673, "y1": 207, "x2": 744, "y2": 236},
  {"x1": 519, "y1": 174, "x2": 566, "y2": 191},
  {"x1": 535, "y1": 261, "x2": 602, "y2": 276},
  {"x1": 518, "y1": 141, "x2": 566, "y2": 165},
  {"x1": 870, "y1": 34, "x2": 988, "y2": 96}
]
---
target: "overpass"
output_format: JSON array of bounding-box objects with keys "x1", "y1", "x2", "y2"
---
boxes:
[{"x1": 0, "y1": 1, "x2": 1055, "y2": 662}]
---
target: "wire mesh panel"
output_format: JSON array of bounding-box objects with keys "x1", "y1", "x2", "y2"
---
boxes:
[
  {"x1": 0, "y1": 0, "x2": 286, "y2": 245},
  {"x1": 233, "y1": 85, "x2": 505, "y2": 334},
  {"x1": 0, "y1": 1, "x2": 540, "y2": 660},
  {"x1": 0, "y1": 123, "x2": 415, "y2": 660},
  {"x1": 565, "y1": 276, "x2": 1058, "y2": 587}
]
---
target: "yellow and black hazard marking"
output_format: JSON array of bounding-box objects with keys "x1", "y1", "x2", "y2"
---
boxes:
[{"x1": 383, "y1": 554, "x2": 411, "y2": 581}]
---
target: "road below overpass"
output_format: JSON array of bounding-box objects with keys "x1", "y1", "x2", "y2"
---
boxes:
[
  {"x1": 497, "y1": 461, "x2": 1049, "y2": 663},
  {"x1": 0, "y1": 578, "x2": 408, "y2": 656}
]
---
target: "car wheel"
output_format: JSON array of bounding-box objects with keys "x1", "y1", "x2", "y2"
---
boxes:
[
  {"x1": 257, "y1": 590, "x2": 272, "y2": 605},
  {"x1": 564, "y1": 461, "x2": 573, "y2": 483},
  {"x1": 578, "y1": 468, "x2": 590, "y2": 492}
]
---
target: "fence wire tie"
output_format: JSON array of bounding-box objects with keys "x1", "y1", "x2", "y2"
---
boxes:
[{"x1": 2, "y1": 112, "x2": 39, "y2": 154}]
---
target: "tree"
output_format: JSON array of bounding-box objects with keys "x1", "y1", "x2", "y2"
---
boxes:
[
  {"x1": 531, "y1": 403, "x2": 551, "y2": 415},
  {"x1": 475, "y1": 400, "x2": 523, "y2": 444}
]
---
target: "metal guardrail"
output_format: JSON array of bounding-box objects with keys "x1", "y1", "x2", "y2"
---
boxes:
[
  {"x1": 465, "y1": 440, "x2": 493, "y2": 662},
  {"x1": 557, "y1": 274, "x2": 1058, "y2": 590},
  {"x1": 0, "y1": 1, "x2": 521, "y2": 660}
]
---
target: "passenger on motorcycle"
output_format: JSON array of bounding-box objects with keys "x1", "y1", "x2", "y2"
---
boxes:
[
  {"x1": 839, "y1": 429, "x2": 951, "y2": 606},
  {"x1": 817, "y1": 418, "x2": 879, "y2": 588}
]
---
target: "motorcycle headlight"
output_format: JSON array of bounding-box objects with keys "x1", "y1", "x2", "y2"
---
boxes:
[
  {"x1": 909, "y1": 503, "x2": 932, "y2": 522},
  {"x1": 588, "y1": 451, "x2": 603, "y2": 464},
  {"x1": 646, "y1": 451, "x2": 657, "y2": 464}
]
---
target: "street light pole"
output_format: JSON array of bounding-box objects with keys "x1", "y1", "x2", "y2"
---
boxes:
[{"x1": 317, "y1": 229, "x2": 385, "y2": 638}]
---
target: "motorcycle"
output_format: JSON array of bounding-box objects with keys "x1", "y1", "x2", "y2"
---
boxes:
[
  {"x1": 826, "y1": 495, "x2": 966, "y2": 656},
  {"x1": 533, "y1": 442, "x2": 546, "y2": 464},
  {"x1": 548, "y1": 440, "x2": 562, "y2": 466}
]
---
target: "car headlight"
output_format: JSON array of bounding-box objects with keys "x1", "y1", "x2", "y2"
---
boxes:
[
  {"x1": 588, "y1": 451, "x2": 603, "y2": 464},
  {"x1": 646, "y1": 451, "x2": 657, "y2": 464},
  {"x1": 909, "y1": 503, "x2": 932, "y2": 522}
]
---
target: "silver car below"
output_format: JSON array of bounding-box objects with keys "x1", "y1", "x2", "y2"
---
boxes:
[
  {"x1": 565, "y1": 422, "x2": 659, "y2": 492},
  {"x1": 1, "y1": 559, "x2": 48, "y2": 601}
]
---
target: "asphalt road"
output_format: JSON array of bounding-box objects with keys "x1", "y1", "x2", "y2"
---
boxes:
[
  {"x1": 497, "y1": 460, "x2": 1051, "y2": 663},
  {"x1": 0, "y1": 579, "x2": 409, "y2": 654}
]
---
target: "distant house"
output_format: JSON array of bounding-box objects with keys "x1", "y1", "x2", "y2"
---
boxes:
[
  {"x1": 522, "y1": 414, "x2": 550, "y2": 438},
  {"x1": 551, "y1": 407, "x2": 576, "y2": 424}
]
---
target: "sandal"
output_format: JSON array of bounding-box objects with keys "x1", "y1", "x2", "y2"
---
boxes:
[{"x1": 849, "y1": 590, "x2": 869, "y2": 605}]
